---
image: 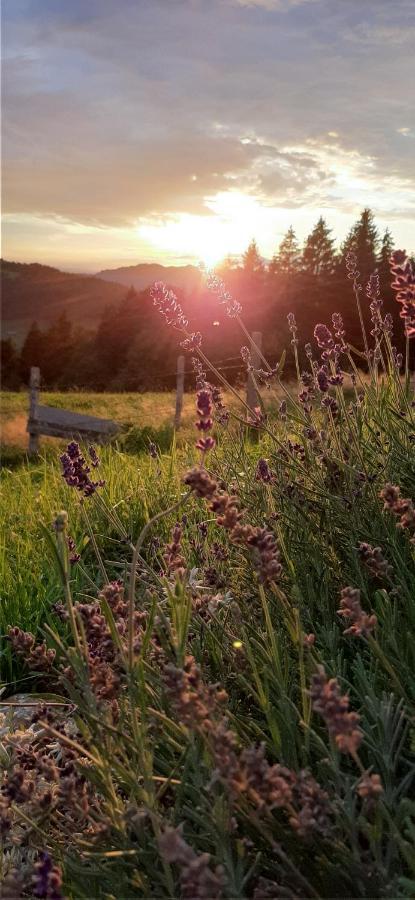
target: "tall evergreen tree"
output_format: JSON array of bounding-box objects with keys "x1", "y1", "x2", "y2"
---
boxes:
[
  {"x1": 269, "y1": 227, "x2": 300, "y2": 278},
  {"x1": 377, "y1": 228, "x2": 394, "y2": 277},
  {"x1": 240, "y1": 239, "x2": 265, "y2": 303},
  {"x1": 302, "y1": 217, "x2": 336, "y2": 277},
  {"x1": 19, "y1": 321, "x2": 45, "y2": 382},
  {"x1": 95, "y1": 287, "x2": 140, "y2": 377},
  {"x1": 242, "y1": 239, "x2": 265, "y2": 277},
  {"x1": 1, "y1": 339, "x2": 19, "y2": 389},
  {"x1": 43, "y1": 312, "x2": 74, "y2": 384},
  {"x1": 341, "y1": 208, "x2": 379, "y2": 284}
]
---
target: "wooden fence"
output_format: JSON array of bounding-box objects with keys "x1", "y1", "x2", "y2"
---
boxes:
[
  {"x1": 27, "y1": 335, "x2": 262, "y2": 451},
  {"x1": 27, "y1": 367, "x2": 120, "y2": 454}
]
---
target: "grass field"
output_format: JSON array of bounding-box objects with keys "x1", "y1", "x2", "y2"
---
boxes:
[
  {"x1": 1, "y1": 390, "x2": 198, "y2": 450},
  {"x1": 1, "y1": 345, "x2": 415, "y2": 897}
]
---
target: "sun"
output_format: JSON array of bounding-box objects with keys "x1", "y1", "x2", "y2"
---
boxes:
[{"x1": 137, "y1": 191, "x2": 269, "y2": 268}]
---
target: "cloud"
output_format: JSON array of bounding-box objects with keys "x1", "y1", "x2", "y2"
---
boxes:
[
  {"x1": 232, "y1": 0, "x2": 317, "y2": 8},
  {"x1": 2, "y1": 0, "x2": 415, "y2": 260}
]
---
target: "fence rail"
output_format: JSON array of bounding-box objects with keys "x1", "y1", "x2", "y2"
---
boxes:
[{"x1": 26, "y1": 333, "x2": 263, "y2": 445}]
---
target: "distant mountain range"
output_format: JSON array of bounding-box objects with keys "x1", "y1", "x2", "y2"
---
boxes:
[
  {"x1": 97, "y1": 262, "x2": 202, "y2": 293},
  {"x1": 1, "y1": 259, "x2": 202, "y2": 343}
]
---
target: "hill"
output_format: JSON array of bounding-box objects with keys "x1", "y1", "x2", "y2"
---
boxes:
[
  {"x1": 96, "y1": 262, "x2": 202, "y2": 293},
  {"x1": 1, "y1": 259, "x2": 204, "y2": 344},
  {"x1": 1, "y1": 260, "x2": 128, "y2": 343}
]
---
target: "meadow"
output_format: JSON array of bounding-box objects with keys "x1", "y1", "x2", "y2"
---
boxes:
[
  {"x1": 1, "y1": 390, "x2": 199, "y2": 456},
  {"x1": 1, "y1": 254, "x2": 415, "y2": 899}
]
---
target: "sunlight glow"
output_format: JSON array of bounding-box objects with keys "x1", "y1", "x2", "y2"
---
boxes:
[{"x1": 138, "y1": 191, "x2": 279, "y2": 267}]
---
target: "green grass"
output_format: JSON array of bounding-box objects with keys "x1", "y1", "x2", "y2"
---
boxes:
[
  {"x1": 1, "y1": 390, "x2": 196, "y2": 448},
  {"x1": 1, "y1": 339, "x2": 415, "y2": 897}
]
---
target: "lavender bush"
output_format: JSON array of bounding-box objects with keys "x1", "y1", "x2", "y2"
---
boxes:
[{"x1": 1, "y1": 252, "x2": 415, "y2": 899}]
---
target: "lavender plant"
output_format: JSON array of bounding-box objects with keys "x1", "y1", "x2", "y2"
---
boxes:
[{"x1": 1, "y1": 252, "x2": 415, "y2": 899}]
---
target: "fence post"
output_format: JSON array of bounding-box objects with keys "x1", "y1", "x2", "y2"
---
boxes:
[
  {"x1": 174, "y1": 355, "x2": 185, "y2": 429},
  {"x1": 28, "y1": 366, "x2": 40, "y2": 455},
  {"x1": 246, "y1": 331, "x2": 262, "y2": 412}
]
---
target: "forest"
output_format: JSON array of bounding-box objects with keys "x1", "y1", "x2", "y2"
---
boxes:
[{"x1": 2, "y1": 209, "x2": 413, "y2": 391}]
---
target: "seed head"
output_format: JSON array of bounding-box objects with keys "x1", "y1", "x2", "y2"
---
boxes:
[
  {"x1": 390, "y1": 250, "x2": 415, "y2": 337},
  {"x1": 206, "y1": 272, "x2": 242, "y2": 317},
  {"x1": 310, "y1": 665, "x2": 362, "y2": 755},
  {"x1": 357, "y1": 542, "x2": 393, "y2": 581},
  {"x1": 380, "y1": 483, "x2": 415, "y2": 541},
  {"x1": 184, "y1": 467, "x2": 218, "y2": 499},
  {"x1": 337, "y1": 586, "x2": 377, "y2": 637},
  {"x1": 356, "y1": 772, "x2": 383, "y2": 802},
  {"x1": 151, "y1": 281, "x2": 188, "y2": 329}
]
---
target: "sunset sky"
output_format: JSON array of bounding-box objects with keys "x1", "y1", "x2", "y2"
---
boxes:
[{"x1": 2, "y1": 0, "x2": 414, "y2": 272}]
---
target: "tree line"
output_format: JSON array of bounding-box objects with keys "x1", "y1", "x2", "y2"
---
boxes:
[{"x1": 1, "y1": 209, "x2": 412, "y2": 391}]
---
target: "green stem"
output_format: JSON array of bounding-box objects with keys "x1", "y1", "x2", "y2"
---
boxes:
[{"x1": 127, "y1": 490, "x2": 192, "y2": 669}]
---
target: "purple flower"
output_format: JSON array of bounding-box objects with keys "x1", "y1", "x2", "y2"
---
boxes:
[
  {"x1": 33, "y1": 852, "x2": 63, "y2": 899},
  {"x1": 88, "y1": 445, "x2": 100, "y2": 468},
  {"x1": 332, "y1": 313, "x2": 345, "y2": 341},
  {"x1": 383, "y1": 313, "x2": 393, "y2": 336},
  {"x1": 240, "y1": 346, "x2": 252, "y2": 368},
  {"x1": 196, "y1": 389, "x2": 213, "y2": 419},
  {"x1": 181, "y1": 331, "x2": 202, "y2": 351},
  {"x1": 321, "y1": 395, "x2": 339, "y2": 415},
  {"x1": 195, "y1": 389, "x2": 215, "y2": 453},
  {"x1": 256, "y1": 458, "x2": 273, "y2": 483},
  {"x1": 345, "y1": 249, "x2": 361, "y2": 284},
  {"x1": 211, "y1": 385, "x2": 230, "y2": 424},
  {"x1": 196, "y1": 436, "x2": 216, "y2": 453},
  {"x1": 329, "y1": 372, "x2": 344, "y2": 386},
  {"x1": 67, "y1": 535, "x2": 80, "y2": 565},
  {"x1": 390, "y1": 250, "x2": 415, "y2": 337},
  {"x1": 60, "y1": 442, "x2": 105, "y2": 497},
  {"x1": 192, "y1": 357, "x2": 209, "y2": 391},
  {"x1": 206, "y1": 272, "x2": 242, "y2": 317},
  {"x1": 151, "y1": 281, "x2": 188, "y2": 329},
  {"x1": 314, "y1": 324, "x2": 334, "y2": 351},
  {"x1": 316, "y1": 367, "x2": 329, "y2": 393},
  {"x1": 287, "y1": 312, "x2": 298, "y2": 345}
]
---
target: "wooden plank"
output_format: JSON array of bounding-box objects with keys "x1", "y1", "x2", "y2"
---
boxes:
[
  {"x1": 27, "y1": 405, "x2": 120, "y2": 443},
  {"x1": 27, "y1": 404, "x2": 119, "y2": 433},
  {"x1": 28, "y1": 367, "x2": 41, "y2": 455},
  {"x1": 27, "y1": 421, "x2": 117, "y2": 442}
]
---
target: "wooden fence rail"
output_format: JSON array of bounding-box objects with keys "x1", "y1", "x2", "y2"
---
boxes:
[
  {"x1": 27, "y1": 335, "x2": 262, "y2": 447},
  {"x1": 27, "y1": 367, "x2": 120, "y2": 455}
]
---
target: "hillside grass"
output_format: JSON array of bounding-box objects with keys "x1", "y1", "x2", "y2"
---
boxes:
[
  {"x1": 1, "y1": 390, "x2": 195, "y2": 444},
  {"x1": 1, "y1": 320, "x2": 415, "y2": 897}
]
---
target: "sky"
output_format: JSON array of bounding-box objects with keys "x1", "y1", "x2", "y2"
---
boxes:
[{"x1": 2, "y1": 0, "x2": 415, "y2": 272}]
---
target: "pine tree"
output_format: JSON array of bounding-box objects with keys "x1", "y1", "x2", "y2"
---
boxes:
[
  {"x1": 43, "y1": 312, "x2": 74, "y2": 384},
  {"x1": 341, "y1": 208, "x2": 380, "y2": 284},
  {"x1": 302, "y1": 217, "x2": 336, "y2": 277},
  {"x1": 377, "y1": 228, "x2": 394, "y2": 278},
  {"x1": 1, "y1": 339, "x2": 19, "y2": 389},
  {"x1": 269, "y1": 227, "x2": 300, "y2": 278},
  {"x1": 242, "y1": 239, "x2": 265, "y2": 277},
  {"x1": 19, "y1": 321, "x2": 45, "y2": 383},
  {"x1": 95, "y1": 288, "x2": 140, "y2": 377}
]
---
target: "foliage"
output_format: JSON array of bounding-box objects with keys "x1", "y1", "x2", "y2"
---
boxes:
[
  {"x1": 4, "y1": 209, "x2": 414, "y2": 393},
  {"x1": 1, "y1": 252, "x2": 415, "y2": 899}
]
